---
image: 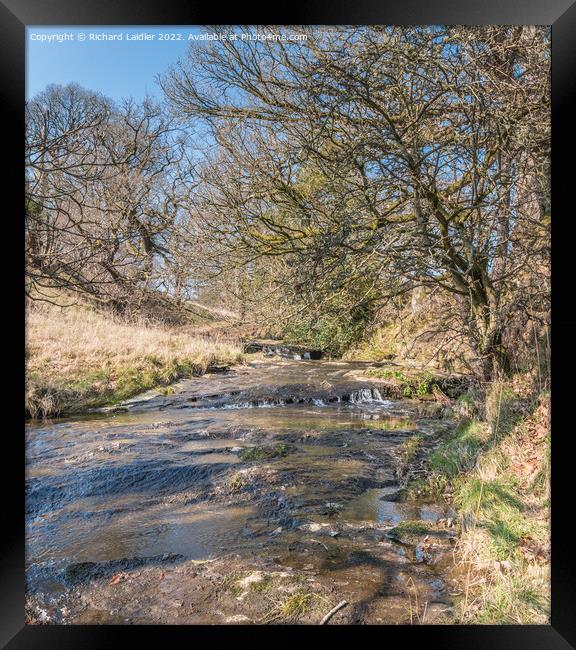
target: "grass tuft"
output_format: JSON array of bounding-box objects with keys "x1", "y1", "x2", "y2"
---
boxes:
[
  {"x1": 429, "y1": 420, "x2": 486, "y2": 477},
  {"x1": 404, "y1": 376, "x2": 550, "y2": 624},
  {"x1": 238, "y1": 444, "x2": 289, "y2": 462},
  {"x1": 280, "y1": 592, "x2": 313, "y2": 618},
  {"x1": 449, "y1": 388, "x2": 549, "y2": 623},
  {"x1": 389, "y1": 519, "x2": 435, "y2": 537}
]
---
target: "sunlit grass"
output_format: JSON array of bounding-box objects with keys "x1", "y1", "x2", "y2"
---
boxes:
[
  {"x1": 429, "y1": 420, "x2": 486, "y2": 477},
  {"x1": 26, "y1": 299, "x2": 243, "y2": 417}
]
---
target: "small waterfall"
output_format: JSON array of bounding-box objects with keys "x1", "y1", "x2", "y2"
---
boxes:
[
  {"x1": 348, "y1": 388, "x2": 384, "y2": 404},
  {"x1": 221, "y1": 399, "x2": 286, "y2": 410},
  {"x1": 184, "y1": 388, "x2": 392, "y2": 411}
]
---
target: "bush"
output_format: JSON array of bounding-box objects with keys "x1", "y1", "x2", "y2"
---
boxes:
[{"x1": 284, "y1": 315, "x2": 367, "y2": 357}]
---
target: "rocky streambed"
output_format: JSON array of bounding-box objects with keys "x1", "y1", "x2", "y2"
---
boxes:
[{"x1": 26, "y1": 357, "x2": 461, "y2": 625}]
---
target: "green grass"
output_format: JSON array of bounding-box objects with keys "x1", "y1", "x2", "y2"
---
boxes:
[
  {"x1": 404, "y1": 474, "x2": 451, "y2": 500},
  {"x1": 227, "y1": 472, "x2": 247, "y2": 492},
  {"x1": 399, "y1": 435, "x2": 424, "y2": 462},
  {"x1": 280, "y1": 592, "x2": 313, "y2": 618},
  {"x1": 485, "y1": 382, "x2": 522, "y2": 440},
  {"x1": 452, "y1": 390, "x2": 479, "y2": 419},
  {"x1": 456, "y1": 477, "x2": 532, "y2": 560},
  {"x1": 396, "y1": 434, "x2": 425, "y2": 477},
  {"x1": 365, "y1": 368, "x2": 439, "y2": 398},
  {"x1": 238, "y1": 443, "x2": 289, "y2": 462},
  {"x1": 30, "y1": 357, "x2": 212, "y2": 416},
  {"x1": 402, "y1": 377, "x2": 550, "y2": 624},
  {"x1": 250, "y1": 576, "x2": 273, "y2": 593},
  {"x1": 429, "y1": 420, "x2": 486, "y2": 477},
  {"x1": 472, "y1": 577, "x2": 549, "y2": 624},
  {"x1": 26, "y1": 299, "x2": 243, "y2": 418},
  {"x1": 424, "y1": 381, "x2": 549, "y2": 623},
  {"x1": 389, "y1": 519, "x2": 435, "y2": 537}
]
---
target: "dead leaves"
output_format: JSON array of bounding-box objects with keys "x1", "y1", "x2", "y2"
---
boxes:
[
  {"x1": 109, "y1": 573, "x2": 126, "y2": 585},
  {"x1": 519, "y1": 536, "x2": 550, "y2": 564}
]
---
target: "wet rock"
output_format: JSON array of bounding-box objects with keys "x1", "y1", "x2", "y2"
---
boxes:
[
  {"x1": 64, "y1": 554, "x2": 185, "y2": 586},
  {"x1": 422, "y1": 602, "x2": 453, "y2": 622},
  {"x1": 323, "y1": 502, "x2": 343, "y2": 516},
  {"x1": 301, "y1": 522, "x2": 323, "y2": 533}
]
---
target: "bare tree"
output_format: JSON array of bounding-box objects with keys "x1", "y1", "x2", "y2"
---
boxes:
[
  {"x1": 162, "y1": 25, "x2": 550, "y2": 377},
  {"x1": 26, "y1": 84, "x2": 184, "y2": 311}
]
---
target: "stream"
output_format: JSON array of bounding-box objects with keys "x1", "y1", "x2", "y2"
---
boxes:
[{"x1": 26, "y1": 357, "x2": 459, "y2": 625}]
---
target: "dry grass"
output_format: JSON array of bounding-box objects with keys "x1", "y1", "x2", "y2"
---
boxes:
[
  {"x1": 26, "y1": 299, "x2": 244, "y2": 418},
  {"x1": 343, "y1": 292, "x2": 476, "y2": 374},
  {"x1": 408, "y1": 374, "x2": 550, "y2": 624},
  {"x1": 454, "y1": 389, "x2": 550, "y2": 624}
]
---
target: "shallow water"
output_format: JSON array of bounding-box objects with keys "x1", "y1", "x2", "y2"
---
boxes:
[
  {"x1": 26, "y1": 359, "x2": 455, "y2": 622},
  {"x1": 26, "y1": 405, "x2": 412, "y2": 564},
  {"x1": 341, "y1": 489, "x2": 449, "y2": 524}
]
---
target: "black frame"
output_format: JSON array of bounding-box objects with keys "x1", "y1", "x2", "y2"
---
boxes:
[{"x1": 3, "y1": 1, "x2": 575, "y2": 647}]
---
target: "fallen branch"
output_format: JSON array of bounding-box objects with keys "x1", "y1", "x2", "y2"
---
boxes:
[{"x1": 320, "y1": 600, "x2": 348, "y2": 625}]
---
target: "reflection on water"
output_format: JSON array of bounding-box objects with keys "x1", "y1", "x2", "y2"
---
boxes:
[
  {"x1": 221, "y1": 407, "x2": 415, "y2": 431},
  {"x1": 341, "y1": 488, "x2": 451, "y2": 524},
  {"x1": 27, "y1": 401, "x2": 420, "y2": 570},
  {"x1": 28, "y1": 499, "x2": 255, "y2": 565}
]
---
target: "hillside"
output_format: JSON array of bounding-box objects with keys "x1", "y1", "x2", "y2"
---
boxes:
[{"x1": 26, "y1": 299, "x2": 244, "y2": 418}]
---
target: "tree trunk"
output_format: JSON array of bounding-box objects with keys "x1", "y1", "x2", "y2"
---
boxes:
[
  {"x1": 471, "y1": 300, "x2": 512, "y2": 381},
  {"x1": 480, "y1": 329, "x2": 511, "y2": 381}
]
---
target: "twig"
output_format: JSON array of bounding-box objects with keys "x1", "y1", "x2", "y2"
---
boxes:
[
  {"x1": 310, "y1": 538, "x2": 329, "y2": 551},
  {"x1": 421, "y1": 600, "x2": 428, "y2": 624},
  {"x1": 320, "y1": 600, "x2": 348, "y2": 625},
  {"x1": 408, "y1": 576, "x2": 421, "y2": 624}
]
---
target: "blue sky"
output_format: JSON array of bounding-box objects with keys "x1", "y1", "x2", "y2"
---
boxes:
[{"x1": 26, "y1": 26, "x2": 205, "y2": 102}]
